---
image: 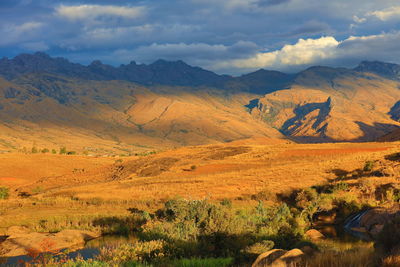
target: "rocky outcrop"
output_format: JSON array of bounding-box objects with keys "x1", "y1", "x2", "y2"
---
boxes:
[
  {"x1": 252, "y1": 248, "x2": 305, "y2": 267},
  {"x1": 0, "y1": 227, "x2": 100, "y2": 257},
  {"x1": 345, "y1": 207, "x2": 400, "y2": 240}
]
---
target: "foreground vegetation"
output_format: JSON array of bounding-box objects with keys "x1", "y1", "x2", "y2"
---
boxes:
[
  {"x1": 3, "y1": 143, "x2": 400, "y2": 266},
  {"x1": 11, "y1": 164, "x2": 400, "y2": 266}
]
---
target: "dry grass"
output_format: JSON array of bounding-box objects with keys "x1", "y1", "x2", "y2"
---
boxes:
[
  {"x1": 382, "y1": 255, "x2": 400, "y2": 267},
  {"x1": 1, "y1": 141, "x2": 400, "y2": 232},
  {"x1": 303, "y1": 248, "x2": 376, "y2": 267}
]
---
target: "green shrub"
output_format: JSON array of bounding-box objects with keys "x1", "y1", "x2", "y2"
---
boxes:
[
  {"x1": 332, "y1": 182, "x2": 349, "y2": 193},
  {"x1": 41, "y1": 148, "x2": 49, "y2": 153},
  {"x1": 0, "y1": 187, "x2": 9, "y2": 199},
  {"x1": 363, "y1": 161, "x2": 374, "y2": 172},
  {"x1": 97, "y1": 240, "x2": 167, "y2": 264},
  {"x1": 59, "y1": 147, "x2": 67, "y2": 154}
]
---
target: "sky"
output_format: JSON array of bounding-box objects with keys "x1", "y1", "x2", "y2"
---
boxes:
[{"x1": 1, "y1": 0, "x2": 400, "y2": 75}]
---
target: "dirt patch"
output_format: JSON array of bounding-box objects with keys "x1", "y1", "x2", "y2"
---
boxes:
[{"x1": 205, "y1": 146, "x2": 250, "y2": 160}]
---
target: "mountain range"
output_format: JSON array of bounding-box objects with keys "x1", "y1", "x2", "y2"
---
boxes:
[{"x1": 0, "y1": 52, "x2": 400, "y2": 154}]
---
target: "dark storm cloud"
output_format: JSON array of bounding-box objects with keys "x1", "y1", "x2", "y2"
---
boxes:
[{"x1": 0, "y1": 0, "x2": 400, "y2": 74}]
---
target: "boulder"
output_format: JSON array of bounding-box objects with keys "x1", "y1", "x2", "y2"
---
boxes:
[
  {"x1": 305, "y1": 229, "x2": 324, "y2": 241},
  {"x1": 0, "y1": 229, "x2": 100, "y2": 257},
  {"x1": 252, "y1": 248, "x2": 305, "y2": 267}
]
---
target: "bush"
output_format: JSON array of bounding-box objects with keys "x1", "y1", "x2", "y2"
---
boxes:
[
  {"x1": 140, "y1": 199, "x2": 303, "y2": 262},
  {"x1": 59, "y1": 147, "x2": 67, "y2": 154},
  {"x1": 363, "y1": 161, "x2": 374, "y2": 172},
  {"x1": 97, "y1": 240, "x2": 167, "y2": 264},
  {"x1": 0, "y1": 187, "x2": 9, "y2": 199}
]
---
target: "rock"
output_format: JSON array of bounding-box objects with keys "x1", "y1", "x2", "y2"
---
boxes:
[
  {"x1": 252, "y1": 248, "x2": 305, "y2": 267},
  {"x1": 305, "y1": 229, "x2": 324, "y2": 241},
  {"x1": 370, "y1": 224, "x2": 385, "y2": 239},
  {"x1": 252, "y1": 249, "x2": 287, "y2": 267},
  {"x1": 279, "y1": 249, "x2": 304, "y2": 264},
  {"x1": 0, "y1": 229, "x2": 100, "y2": 257}
]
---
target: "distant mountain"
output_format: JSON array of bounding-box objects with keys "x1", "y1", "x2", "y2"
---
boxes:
[
  {"x1": 0, "y1": 52, "x2": 231, "y2": 88},
  {"x1": 0, "y1": 52, "x2": 293, "y2": 94},
  {"x1": 225, "y1": 69, "x2": 294, "y2": 94},
  {"x1": 1, "y1": 52, "x2": 400, "y2": 151},
  {"x1": 354, "y1": 61, "x2": 400, "y2": 80}
]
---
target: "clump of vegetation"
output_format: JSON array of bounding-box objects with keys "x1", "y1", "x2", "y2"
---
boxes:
[
  {"x1": 0, "y1": 187, "x2": 9, "y2": 199},
  {"x1": 98, "y1": 240, "x2": 167, "y2": 264},
  {"x1": 59, "y1": 146, "x2": 67, "y2": 154},
  {"x1": 363, "y1": 160, "x2": 375, "y2": 172}
]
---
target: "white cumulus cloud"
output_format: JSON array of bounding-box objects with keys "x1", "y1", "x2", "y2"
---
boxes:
[
  {"x1": 216, "y1": 36, "x2": 339, "y2": 70},
  {"x1": 367, "y1": 6, "x2": 400, "y2": 21}
]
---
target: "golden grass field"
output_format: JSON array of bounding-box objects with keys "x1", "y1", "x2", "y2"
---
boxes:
[{"x1": 1, "y1": 139, "x2": 400, "y2": 234}]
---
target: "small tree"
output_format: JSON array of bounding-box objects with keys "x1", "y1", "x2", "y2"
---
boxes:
[
  {"x1": 59, "y1": 147, "x2": 67, "y2": 155},
  {"x1": 0, "y1": 187, "x2": 9, "y2": 199},
  {"x1": 31, "y1": 146, "x2": 38, "y2": 154},
  {"x1": 51, "y1": 149, "x2": 57, "y2": 154},
  {"x1": 41, "y1": 148, "x2": 49, "y2": 153}
]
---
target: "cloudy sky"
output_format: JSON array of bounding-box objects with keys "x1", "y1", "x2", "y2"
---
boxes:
[{"x1": 1, "y1": 0, "x2": 400, "y2": 74}]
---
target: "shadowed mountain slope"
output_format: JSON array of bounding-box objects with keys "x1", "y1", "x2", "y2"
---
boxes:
[{"x1": 249, "y1": 66, "x2": 400, "y2": 142}]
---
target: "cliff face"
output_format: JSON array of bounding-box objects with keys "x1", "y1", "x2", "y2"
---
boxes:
[{"x1": 249, "y1": 66, "x2": 400, "y2": 142}]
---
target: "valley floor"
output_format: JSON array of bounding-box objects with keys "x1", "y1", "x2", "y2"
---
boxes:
[{"x1": 1, "y1": 140, "x2": 400, "y2": 233}]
